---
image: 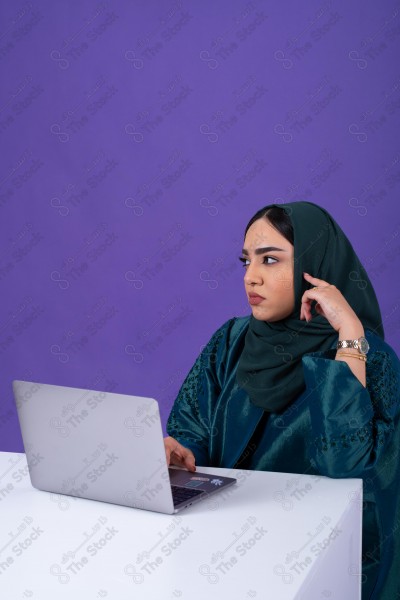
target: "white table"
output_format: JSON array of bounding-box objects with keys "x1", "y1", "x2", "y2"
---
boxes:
[{"x1": 0, "y1": 452, "x2": 362, "y2": 599}]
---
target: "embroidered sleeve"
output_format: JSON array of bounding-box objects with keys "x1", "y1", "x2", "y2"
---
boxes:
[
  {"x1": 166, "y1": 319, "x2": 234, "y2": 465},
  {"x1": 302, "y1": 347, "x2": 400, "y2": 481}
]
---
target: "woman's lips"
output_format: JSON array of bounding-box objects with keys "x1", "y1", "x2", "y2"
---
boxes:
[{"x1": 248, "y1": 294, "x2": 264, "y2": 305}]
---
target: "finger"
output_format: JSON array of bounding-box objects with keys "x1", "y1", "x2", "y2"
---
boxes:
[
  {"x1": 164, "y1": 437, "x2": 175, "y2": 465},
  {"x1": 303, "y1": 272, "x2": 330, "y2": 287},
  {"x1": 301, "y1": 290, "x2": 319, "y2": 311},
  {"x1": 302, "y1": 301, "x2": 312, "y2": 322},
  {"x1": 182, "y1": 451, "x2": 196, "y2": 472},
  {"x1": 173, "y1": 447, "x2": 196, "y2": 472},
  {"x1": 301, "y1": 291, "x2": 319, "y2": 322},
  {"x1": 300, "y1": 304, "x2": 308, "y2": 321},
  {"x1": 164, "y1": 437, "x2": 196, "y2": 472},
  {"x1": 314, "y1": 303, "x2": 323, "y2": 318},
  {"x1": 169, "y1": 449, "x2": 184, "y2": 466},
  {"x1": 170, "y1": 445, "x2": 196, "y2": 472}
]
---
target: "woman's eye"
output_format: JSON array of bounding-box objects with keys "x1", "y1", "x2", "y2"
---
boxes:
[
  {"x1": 238, "y1": 256, "x2": 278, "y2": 267},
  {"x1": 263, "y1": 256, "x2": 278, "y2": 265}
]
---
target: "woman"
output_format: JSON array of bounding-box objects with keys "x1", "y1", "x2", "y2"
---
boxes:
[{"x1": 164, "y1": 201, "x2": 400, "y2": 599}]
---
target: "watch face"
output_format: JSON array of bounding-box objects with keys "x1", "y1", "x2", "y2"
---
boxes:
[{"x1": 359, "y1": 337, "x2": 370, "y2": 354}]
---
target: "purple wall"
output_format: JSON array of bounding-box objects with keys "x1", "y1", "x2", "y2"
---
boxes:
[{"x1": 1, "y1": 0, "x2": 400, "y2": 452}]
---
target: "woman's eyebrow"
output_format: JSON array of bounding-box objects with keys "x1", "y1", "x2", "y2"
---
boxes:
[{"x1": 241, "y1": 246, "x2": 286, "y2": 255}]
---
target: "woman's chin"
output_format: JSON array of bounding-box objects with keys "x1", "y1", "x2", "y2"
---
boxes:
[
  {"x1": 251, "y1": 305, "x2": 292, "y2": 322},
  {"x1": 251, "y1": 306, "x2": 269, "y2": 320}
]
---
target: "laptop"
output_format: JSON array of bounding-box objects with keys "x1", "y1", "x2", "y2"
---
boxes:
[{"x1": 12, "y1": 380, "x2": 236, "y2": 514}]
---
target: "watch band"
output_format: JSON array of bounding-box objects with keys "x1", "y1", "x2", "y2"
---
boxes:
[
  {"x1": 336, "y1": 336, "x2": 369, "y2": 355},
  {"x1": 337, "y1": 340, "x2": 359, "y2": 350}
]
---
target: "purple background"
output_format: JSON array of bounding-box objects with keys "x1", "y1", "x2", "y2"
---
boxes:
[{"x1": 1, "y1": 0, "x2": 400, "y2": 452}]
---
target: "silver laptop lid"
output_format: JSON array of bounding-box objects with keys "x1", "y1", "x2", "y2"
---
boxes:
[{"x1": 13, "y1": 380, "x2": 175, "y2": 514}]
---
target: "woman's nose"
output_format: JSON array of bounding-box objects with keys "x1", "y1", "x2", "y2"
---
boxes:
[{"x1": 244, "y1": 262, "x2": 263, "y2": 285}]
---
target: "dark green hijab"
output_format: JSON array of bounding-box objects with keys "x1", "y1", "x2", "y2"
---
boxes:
[{"x1": 236, "y1": 201, "x2": 384, "y2": 412}]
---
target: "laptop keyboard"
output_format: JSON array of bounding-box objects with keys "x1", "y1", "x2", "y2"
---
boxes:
[{"x1": 171, "y1": 485, "x2": 205, "y2": 506}]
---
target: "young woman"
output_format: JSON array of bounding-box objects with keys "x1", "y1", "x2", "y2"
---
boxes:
[{"x1": 164, "y1": 201, "x2": 400, "y2": 599}]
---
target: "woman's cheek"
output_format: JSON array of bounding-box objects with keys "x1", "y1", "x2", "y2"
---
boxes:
[{"x1": 274, "y1": 267, "x2": 294, "y2": 290}]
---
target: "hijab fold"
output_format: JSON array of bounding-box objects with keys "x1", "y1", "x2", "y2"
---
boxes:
[{"x1": 235, "y1": 201, "x2": 384, "y2": 412}]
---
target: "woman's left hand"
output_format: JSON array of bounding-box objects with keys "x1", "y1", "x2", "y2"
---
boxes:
[{"x1": 300, "y1": 272, "x2": 362, "y2": 333}]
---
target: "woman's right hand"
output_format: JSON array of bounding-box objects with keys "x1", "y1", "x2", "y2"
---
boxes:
[{"x1": 164, "y1": 436, "x2": 196, "y2": 472}]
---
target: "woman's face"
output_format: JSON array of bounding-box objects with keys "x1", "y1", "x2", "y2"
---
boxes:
[{"x1": 242, "y1": 217, "x2": 295, "y2": 322}]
